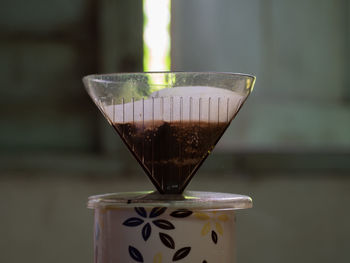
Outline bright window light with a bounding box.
[143,0,171,72]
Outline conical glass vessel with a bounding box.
[83,72,255,194]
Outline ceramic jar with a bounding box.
[88,191,252,263]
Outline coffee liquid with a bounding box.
[113,121,228,194]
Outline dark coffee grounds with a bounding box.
[113,121,228,194]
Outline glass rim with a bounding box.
[83,71,256,84]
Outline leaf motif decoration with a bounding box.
[211,230,218,244]
[216,222,223,235]
[201,222,211,236]
[194,212,210,220]
[150,207,167,218]
[129,246,144,262]
[172,247,191,261]
[135,207,147,218]
[170,209,193,218]
[153,253,162,263]
[142,223,152,241]
[159,232,175,249]
[152,219,175,230]
[123,217,144,227]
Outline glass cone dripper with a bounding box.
[83,72,255,194]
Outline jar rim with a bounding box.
[87,191,252,211]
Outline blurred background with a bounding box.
[0,0,349,262]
